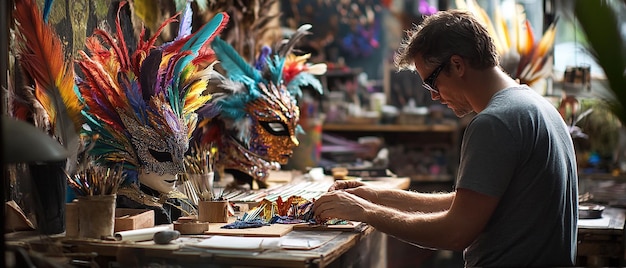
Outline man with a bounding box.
[313,10,578,267]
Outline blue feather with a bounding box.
[172,12,227,91]
[43,0,53,23]
[81,111,103,130]
[73,83,85,104]
[266,55,285,85]
[287,72,324,99]
[218,94,251,121]
[212,37,263,85]
[126,82,148,124]
[180,13,226,55]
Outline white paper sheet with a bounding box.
[578,216,611,228]
[194,236,281,251]
[114,224,172,242]
[280,231,341,250]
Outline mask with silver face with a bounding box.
[77,9,229,195]
[120,102,188,193]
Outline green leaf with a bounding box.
[574,0,626,125]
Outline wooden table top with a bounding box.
[7,175,409,267]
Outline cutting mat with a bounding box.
[205,222,293,237]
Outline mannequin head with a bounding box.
[138,170,178,194]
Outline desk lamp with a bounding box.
[2,116,69,235]
[2,116,68,163]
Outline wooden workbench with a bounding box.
[7,175,409,267]
[577,207,626,267]
[58,225,383,267]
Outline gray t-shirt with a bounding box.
[456,86,578,267]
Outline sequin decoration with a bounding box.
[243,82,300,164]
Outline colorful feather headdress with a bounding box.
[77,1,228,181]
[197,24,326,184]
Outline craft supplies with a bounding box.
[77,194,116,239]
[66,136,126,197]
[114,225,173,242]
[181,143,219,205]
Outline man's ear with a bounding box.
[450,55,465,77]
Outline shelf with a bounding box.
[322,123,458,132]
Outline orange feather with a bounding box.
[13,0,83,134]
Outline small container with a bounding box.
[578,203,605,219]
[198,200,229,223]
[173,221,209,235]
[78,194,116,239]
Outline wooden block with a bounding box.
[65,202,79,237]
[114,208,154,232]
[198,200,229,223]
[5,201,35,232]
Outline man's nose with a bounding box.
[430,91,440,100]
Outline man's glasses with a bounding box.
[422,61,447,94]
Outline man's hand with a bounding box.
[328,180,366,191]
[313,190,371,222]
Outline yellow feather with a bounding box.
[464,0,505,55]
[494,7,511,53]
[184,82,212,115]
[532,22,557,61]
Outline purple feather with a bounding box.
[254,46,272,70]
[177,0,193,40]
[164,108,180,132]
[197,102,221,119]
[140,49,162,100]
[126,82,148,122]
[87,88,118,123]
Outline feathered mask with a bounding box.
[198,24,326,183]
[77,2,228,180]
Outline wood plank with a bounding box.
[204,222,293,237]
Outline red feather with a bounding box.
[114,1,131,71]
[200,120,223,145]
[133,11,180,75]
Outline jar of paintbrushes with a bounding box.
[66,136,125,240]
[181,143,228,223]
[67,164,125,239]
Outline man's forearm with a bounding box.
[362,203,464,251]
[363,188,454,213]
